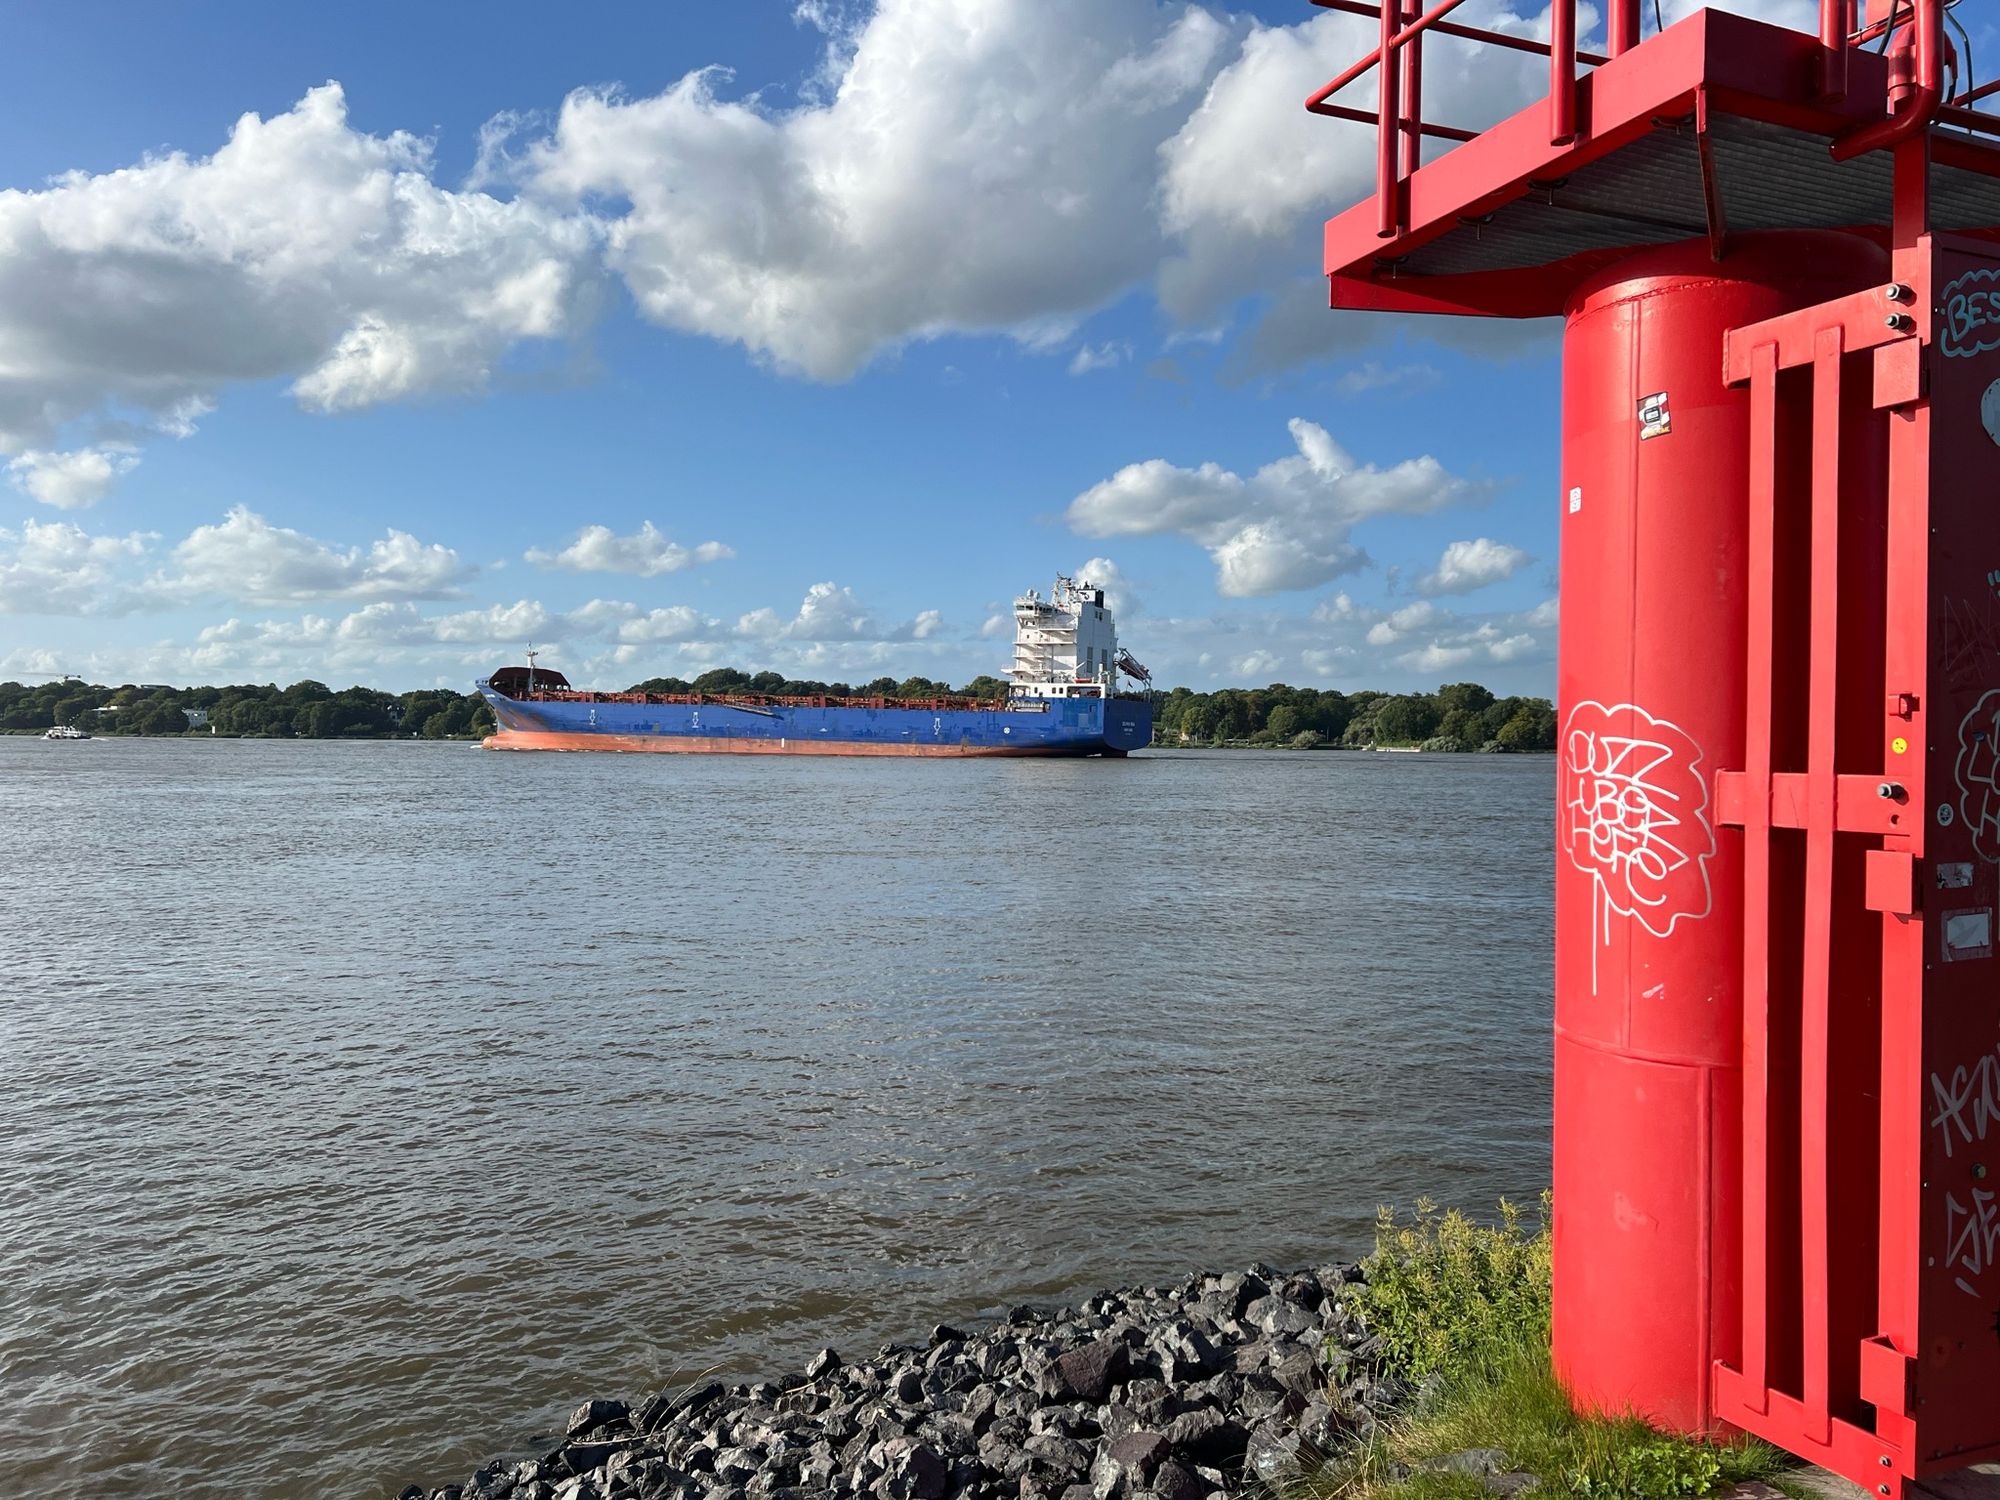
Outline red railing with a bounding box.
[1306,0,1973,237]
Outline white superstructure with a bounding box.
[1010,575,1129,699]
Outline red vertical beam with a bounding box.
[1798,325,1845,1442]
[1550,0,1577,145]
[1400,24,1423,181]
[1608,0,1639,55]
[1377,0,1402,237]
[1740,341,1780,1407]
[1876,242,1931,1464]
[1819,0,1849,99]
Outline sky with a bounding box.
[0,0,1812,695]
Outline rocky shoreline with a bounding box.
[405,1262,1405,1500]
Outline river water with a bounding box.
[0,738,1553,1499]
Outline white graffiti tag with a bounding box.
[1561,703,1715,986]
[1932,1046,2000,1159]
[1956,689,2000,863]
[1945,1188,2000,1298]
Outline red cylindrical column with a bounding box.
[1552,231,1888,1431]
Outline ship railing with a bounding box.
[1306,0,1989,240]
[515,688,1016,713]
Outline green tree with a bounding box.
[1266,704,1303,742]
[1496,702,1557,751]
[1374,694,1440,744]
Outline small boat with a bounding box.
[43,724,91,741]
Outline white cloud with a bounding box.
[735,580,935,641]
[1066,417,1476,597]
[0,518,156,614]
[1068,341,1131,375]
[525,521,734,577]
[166,506,474,606]
[0,82,599,457]
[1074,556,1141,618]
[6,446,140,508]
[1417,537,1532,596]
[516,0,1232,379]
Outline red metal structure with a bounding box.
[1308,0,2000,1491]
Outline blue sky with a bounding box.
[0,0,1590,694]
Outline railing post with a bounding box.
[1401,13,1424,180]
[1609,0,1639,55]
[1550,0,1577,144]
[1377,0,1403,236]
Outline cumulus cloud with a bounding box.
[0,518,156,615]
[525,521,734,577]
[1417,537,1532,596]
[515,0,1232,379]
[0,82,599,457]
[1066,417,1477,598]
[6,446,140,508]
[166,506,474,606]
[1074,556,1141,618]
[734,581,937,642]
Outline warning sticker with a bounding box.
[1638,391,1671,440]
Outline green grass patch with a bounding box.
[1300,1197,1792,1500]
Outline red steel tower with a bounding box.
[1309,0,2000,1491]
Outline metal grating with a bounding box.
[1398,114,2000,278]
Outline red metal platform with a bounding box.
[1307,0,2000,1492]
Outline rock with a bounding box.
[1023,1433,1092,1480]
[555,1441,624,1479]
[1243,1424,1303,1483]
[1161,1409,1248,1469]
[893,1369,928,1406]
[1045,1340,1130,1405]
[1242,1296,1315,1338]
[1150,1462,1204,1500]
[877,1437,949,1500]
[932,1325,970,1347]
[806,1349,842,1380]
[1089,1431,1170,1500]
[1485,1473,1542,1497]
[1151,1324,1220,1383]
[1270,1348,1324,1401]
[568,1400,631,1439]
[710,1449,761,1487]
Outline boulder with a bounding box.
[1044,1340,1130,1405]
[568,1400,631,1439]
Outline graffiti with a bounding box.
[1956,690,2000,862]
[1931,1046,2000,1158]
[1941,266,2000,359]
[1940,596,2000,692]
[1945,1188,2000,1298]
[1561,702,1715,988]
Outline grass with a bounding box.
[1294,1197,1794,1500]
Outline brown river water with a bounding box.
[0,738,1553,1498]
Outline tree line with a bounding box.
[3,672,1557,752]
[0,678,494,739]
[1152,681,1556,751]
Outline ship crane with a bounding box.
[1115,649,1151,685]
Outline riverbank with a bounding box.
[406,1261,1383,1500]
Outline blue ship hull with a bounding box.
[478,684,1152,757]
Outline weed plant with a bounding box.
[1299,1196,1790,1500]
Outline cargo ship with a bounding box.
[477,575,1154,757]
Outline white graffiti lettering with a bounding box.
[1946,1188,2000,1298]
[1931,1046,2000,1158]
[1956,690,2000,862]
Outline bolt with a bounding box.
[1887,282,1912,302]
[1882,1458,1894,1467]
[1886,312,1914,332]
[1879,781,1905,799]
[1880,1486,1892,1496]
[1977,1164,1990,1180]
